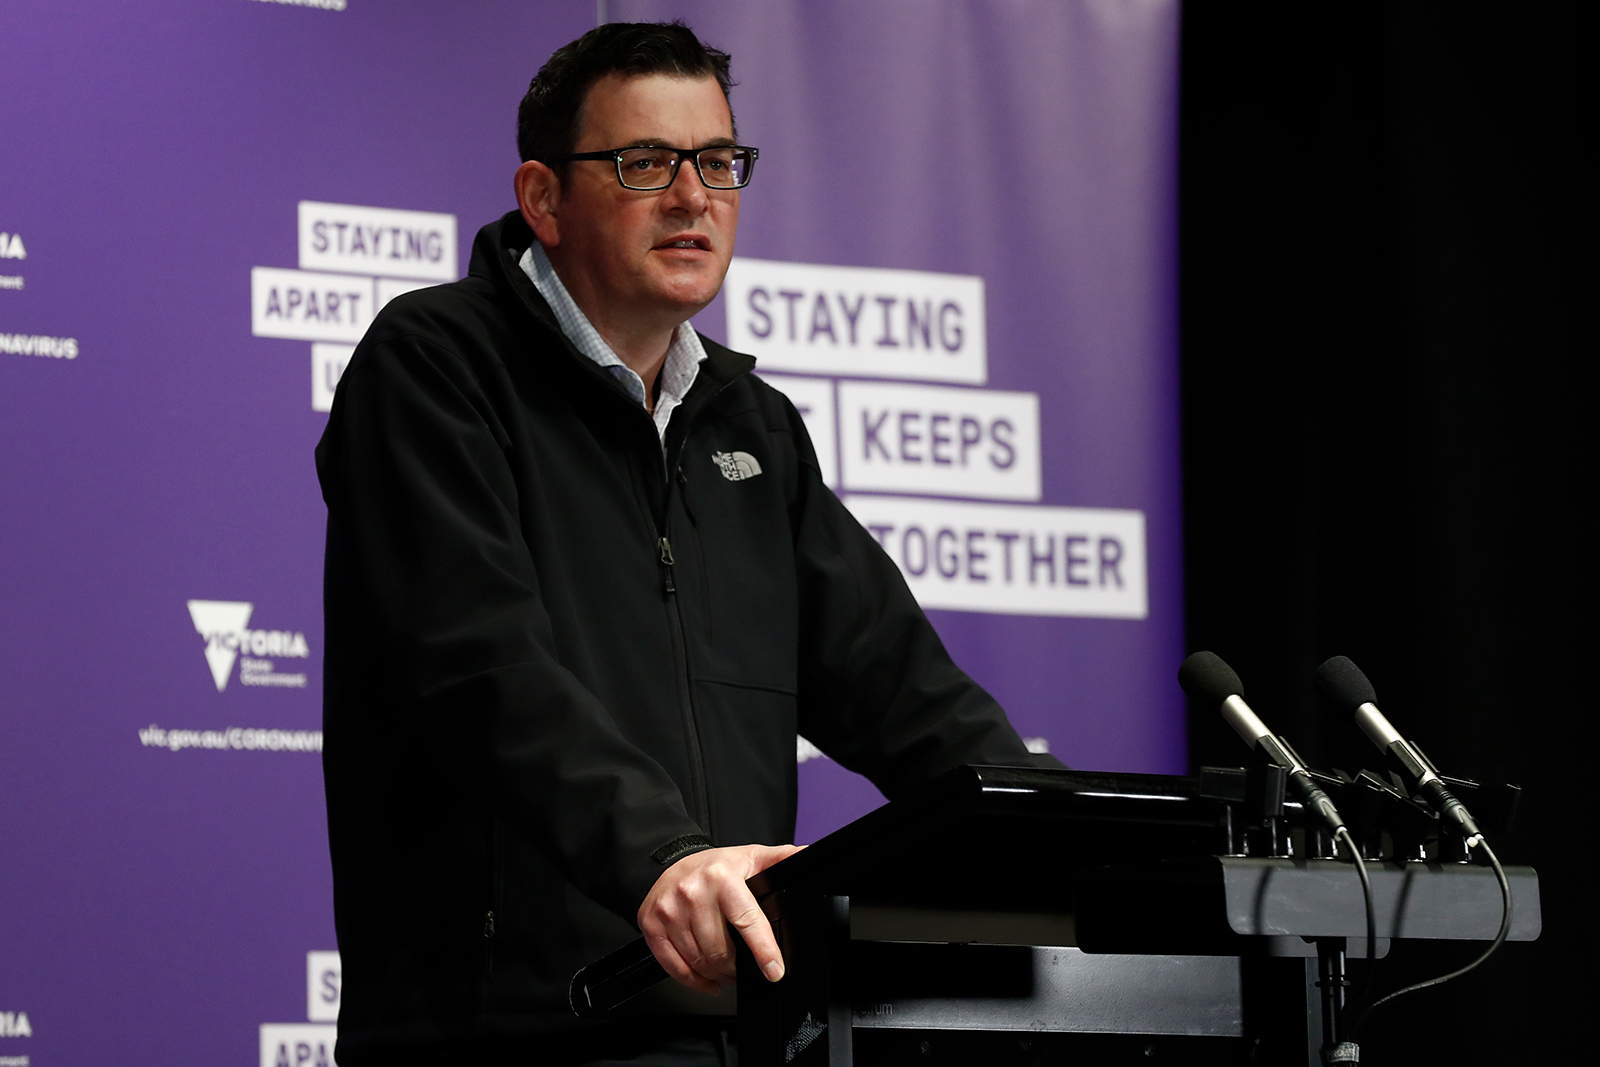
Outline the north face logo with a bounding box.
[712,451,763,481]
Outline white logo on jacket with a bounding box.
[712,451,763,481]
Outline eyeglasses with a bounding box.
[554,145,758,191]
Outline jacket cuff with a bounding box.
[649,833,714,868]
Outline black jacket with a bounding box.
[315,212,1039,1062]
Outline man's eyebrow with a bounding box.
[620,137,738,150]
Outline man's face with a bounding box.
[545,73,740,338]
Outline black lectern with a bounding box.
[573,765,1540,1066]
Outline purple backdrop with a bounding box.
[622,0,1185,837]
[0,1,1179,1063]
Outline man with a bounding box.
[316,21,1046,1066]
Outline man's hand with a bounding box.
[638,843,803,994]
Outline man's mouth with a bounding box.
[657,235,711,251]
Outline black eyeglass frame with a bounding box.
[553,145,759,191]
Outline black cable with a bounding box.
[1316,826,1377,1065]
[1351,838,1512,1043]
[1335,825,1376,1009]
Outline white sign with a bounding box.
[307,951,341,1023]
[186,599,310,692]
[845,495,1147,619]
[312,343,354,413]
[261,1024,338,1067]
[839,381,1039,501]
[726,257,986,383]
[252,268,375,343]
[298,201,457,282]
[756,373,839,488]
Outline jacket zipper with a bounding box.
[650,374,741,839]
[657,405,719,834]
[657,535,677,595]
[501,240,742,843]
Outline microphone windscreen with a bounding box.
[1316,655,1378,710]
[1178,651,1244,706]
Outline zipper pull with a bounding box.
[484,910,495,938]
[658,536,677,595]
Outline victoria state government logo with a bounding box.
[187,600,310,692]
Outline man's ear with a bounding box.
[514,160,562,248]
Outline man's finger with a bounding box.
[720,880,785,982]
[643,929,719,996]
[751,843,804,871]
[661,902,720,987]
[690,883,738,981]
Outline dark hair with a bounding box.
[516,21,735,169]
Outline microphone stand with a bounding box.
[1315,936,1356,1064]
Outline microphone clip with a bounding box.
[1243,762,1289,857]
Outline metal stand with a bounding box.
[1315,938,1357,1064]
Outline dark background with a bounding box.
[1180,2,1593,1060]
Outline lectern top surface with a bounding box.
[748,765,1230,912]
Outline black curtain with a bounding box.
[1180,3,1593,1061]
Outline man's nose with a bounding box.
[659,161,710,214]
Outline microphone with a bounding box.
[1179,651,1347,836]
[1315,656,1482,842]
